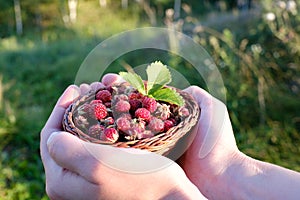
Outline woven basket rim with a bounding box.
[63,84,200,155]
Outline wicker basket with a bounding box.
[63,85,200,156]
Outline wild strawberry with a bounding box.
[93,103,107,120]
[103,117,114,125]
[113,94,129,102]
[148,117,164,133]
[100,128,119,143]
[128,92,143,100]
[95,90,112,102]
[127,121,146,137]
[104,102,112,108]
[155,103,171,120]
[178,107,189,117]
[142,97,157,113]
[115,100,131,112]
[78,103,92,117]
[169,118,178,126]
[120,113,132,120]
[137,130,154,139]
[88,124,105,138]
[164,120,174,132]
[116,117,131,131]
[74,115,89,129]
[90,99,103,106]
[128,92,139,100]
[135,108,151,121]
[129,99,142,112]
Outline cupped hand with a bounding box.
[40,74,205,200]
[179,86,245,198]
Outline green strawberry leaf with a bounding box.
[146,61,172,95]
[119,72,146,95]
[151,87,185,106]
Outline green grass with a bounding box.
[0,3,147,199]
[0,2,300,199]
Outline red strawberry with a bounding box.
[169,118,177,126]
[135,108,151,121]
[148,117,164,133]
[100,128,119,143]
[129,99,142,112]
[115,100,131,113]
[142,97,157,113]
[128,92,143,100]
[93,103,107,120]
[116,117,131,131]
[96,90,112,102]
[126,121,146,137]
[88,124,105,138]
[164,120,174,132]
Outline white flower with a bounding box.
[276,1,286,9]
[286,0,297,14]
[265,12,276,21]
[286,0,297,11]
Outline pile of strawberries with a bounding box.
[73,84,190,144]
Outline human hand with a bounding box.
[40,74,205,200]
[180,85,300,200]
[178,86,245,198]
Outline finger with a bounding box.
[184,86,231,158]
[45,165,99,200]
[79,83,91,95]
[47,131,103,183]
[84,144,174,173]
[43,85,80,132]
[43,150,96,200]
[184,86,214,109]
[47,131,174,177]
[90,82,105,91]
[41,85,80,163]
[101,73,125,86]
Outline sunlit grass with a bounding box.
[0,1,299,199]
[71,0,147,38]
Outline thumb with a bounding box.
[47,131,174,175]
[101,73,125,86]
[183,85,230,158]
[47,131,102,183]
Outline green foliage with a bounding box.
[120,71,146,95]
[146,61,172,94]
[237,122,300,172]
[0,1,299,199]
[120,61,184,106]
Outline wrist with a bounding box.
[181,150,247,199]
[219,152,263,199]
[160,174,206,200]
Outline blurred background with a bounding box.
[0,0,299,199]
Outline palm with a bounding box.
[178,86,240,197]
